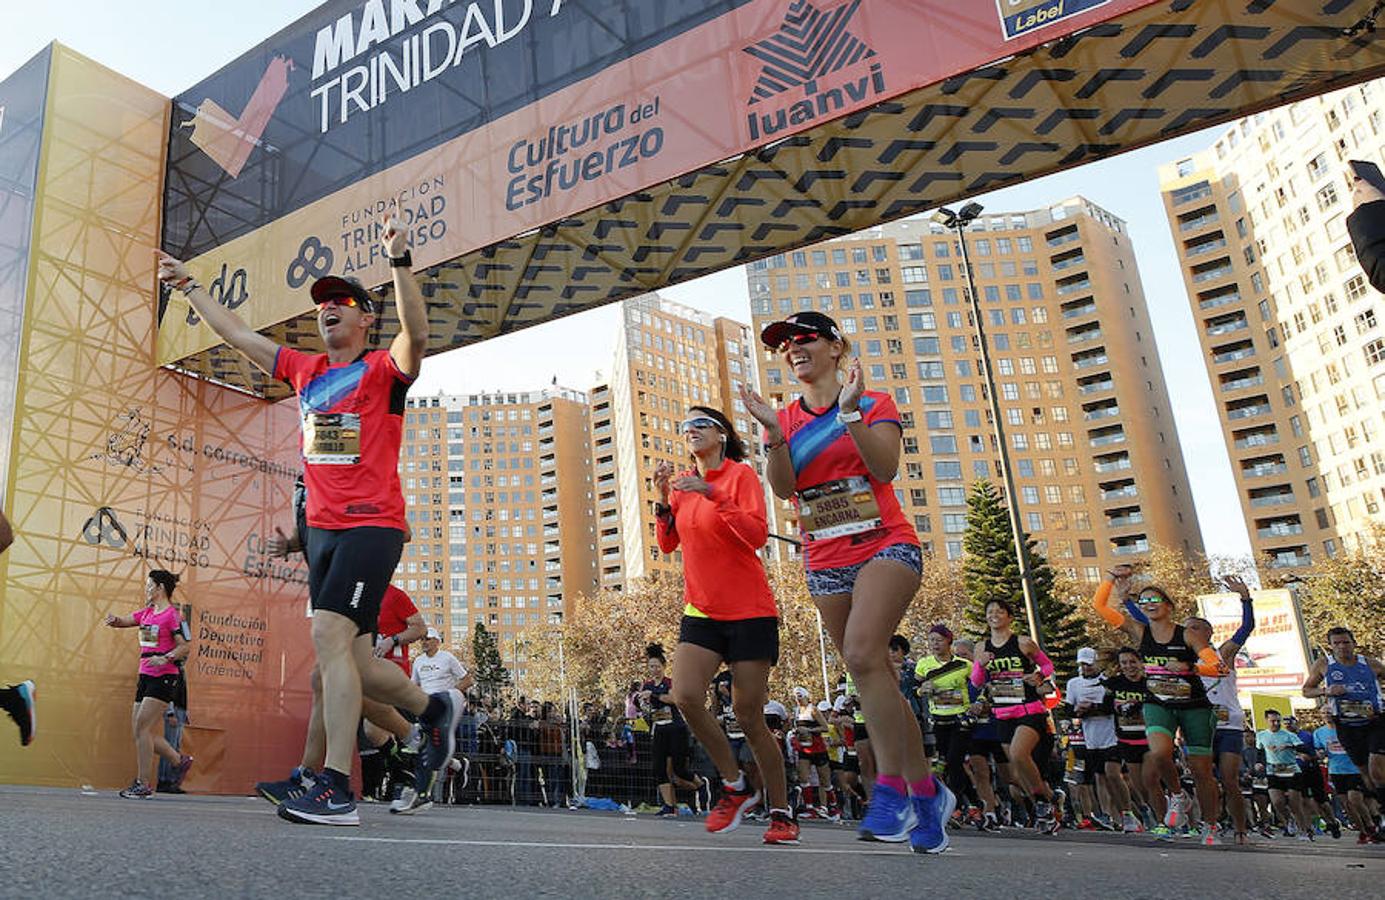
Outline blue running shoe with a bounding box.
[909,778,957,854]
[413,688,463,798]
[256,766,316,806]
[277,773,360,826]
[857,782,916,842]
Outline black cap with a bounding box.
[759,311,843,348]
[310,275,376,314]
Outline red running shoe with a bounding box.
[764,811,801,845]
[706,785,761,834]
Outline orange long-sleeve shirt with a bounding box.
[655,459,777,620]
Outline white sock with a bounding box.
[724,771,746,792]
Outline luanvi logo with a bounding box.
[181,57,294,179]
[82,507,129,549]
[744,0,876,105]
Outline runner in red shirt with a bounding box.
[742,311,952,854]
[654,405,796,845]
[157,219,462,825]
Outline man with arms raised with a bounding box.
[157,220,462,825]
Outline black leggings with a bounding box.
[651,721,693,785]
[933,717,971,799]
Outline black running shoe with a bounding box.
[256,767,316,806]
[412,689,463,798]
[2,681,35,746]
[278,773,359,826]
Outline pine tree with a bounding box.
[471,621,511,693]
[961,479,1085,681]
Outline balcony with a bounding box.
[1205,314,1249,336]
[1185,235,1229,258]
[545,561,562,572]
[1051,252,1087,271]
[1171,183,1213,205]
[543,526,560,538]
[1094,452,1132,473]
[1233,428,1279,449]
[1107,511,1145,528]
[1062,300,1098,319]
[1067,325,1103,344]
[1100,481,1138,501]
[540,475,557,487]
[1256,517,1304,539]
[1219,370,1264,392]
[538,426,554,438]
[1089,426,1126,448]
[601,548,622,560]
[1241,455,1288,477]
[1212,341,1255,365]
[1047,227,1080,248]
[1083,403,1120,421]
[1178,209,1220,232]
[1249,488,1295,508]
[1055,277,1092,297]
[1078,377,1115,395]
[1072,349,1109,370]
[1267,549,1312,568]
[1198,290,1242,312]
[1112,537,1151,555]
[1191,259,1234,283]
[1225,395,1272,420]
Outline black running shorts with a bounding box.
[678,615,779,664]
[1330,772,1364,795]
[1336,718,1385,769]
[305,526,405,635]
[135,673,181,704]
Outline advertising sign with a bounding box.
[157,0,1156,365]
[1196,589,1311,694]
[995,0,1111,41]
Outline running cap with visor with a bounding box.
[759,311,843,348]
[1076,647,1097,665]
[425,627,442,640]
[310,275,376,314]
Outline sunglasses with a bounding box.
[1136,594,1166,606]
[315,296,365,311]
[776,332,823,352]
[681,416,721,433]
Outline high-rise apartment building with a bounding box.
[1159,79,1385,569]
[747,198,1203,581]
[398,388,596,675]
[592,294,763,590]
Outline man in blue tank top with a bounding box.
[1302,626,1385,818]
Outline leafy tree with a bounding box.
[961,479,1084,680]
[471,621,511,692]
[1295,525,1385,653]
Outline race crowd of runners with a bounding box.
[1,216,1382,857]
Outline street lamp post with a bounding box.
[933,203,1046,651]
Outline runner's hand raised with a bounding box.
[381,214,407,259]
[738,383,781,439]
[838,358,864,413]
[155,250,190,287]
[653,461,674,502]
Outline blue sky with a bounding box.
[0,1,1251,557]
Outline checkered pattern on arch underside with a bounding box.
[169,0,1385,401]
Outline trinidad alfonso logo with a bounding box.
[743,0,884,141]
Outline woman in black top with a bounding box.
[638,644,705,816]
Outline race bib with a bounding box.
[137,623,160,649]
[797,477,881,541]
[1337,699,1377,720]
[303,412,362,465]
[934,689,966,708]
[1213,705,1231,725]
[651,708,673,724]
[1147,675,1192,702]
[990,677,1026,705]
[1270,761,1297,777]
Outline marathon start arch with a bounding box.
[157,0,1385,398]
[1,0,1382,791]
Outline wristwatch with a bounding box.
[836,408,863,425]
[389,250,413,268]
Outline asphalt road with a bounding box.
[2,786,1379,899]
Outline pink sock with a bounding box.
[877,774,907,794]
[908,777,937,798]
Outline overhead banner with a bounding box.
[1197,589,1311,695]
[158,0,1156,364]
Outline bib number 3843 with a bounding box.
[304,412,362,465]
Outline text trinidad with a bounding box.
[310,0,566,134]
